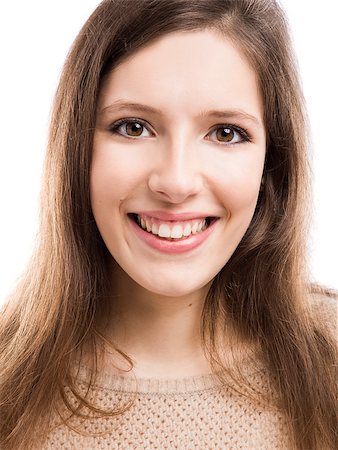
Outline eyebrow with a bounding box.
[99,100,263,128]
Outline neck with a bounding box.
[99,263,214,378]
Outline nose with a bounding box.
[148,138,204,204]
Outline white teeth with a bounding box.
[183,223,192,236]
[146,220,152,232]
[170,225,183,239]
[136,215,209,239]
[191,222,199,234]
[158,224,171,238]
[151,223,159,235]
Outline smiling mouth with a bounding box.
[128,213,218,241]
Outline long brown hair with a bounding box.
[0,1,337,448]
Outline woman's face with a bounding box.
[90,30,266,297]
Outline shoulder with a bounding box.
[307,287,337,340]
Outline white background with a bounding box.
[0,1,337,305]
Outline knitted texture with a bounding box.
[44,370,292,449]
[41,294,336,450]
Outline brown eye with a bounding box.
[125,121,144,137]
[109,118,152,139]
[208,124,249,145]
[216,127,234,142]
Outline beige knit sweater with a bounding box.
[42,294,337,450]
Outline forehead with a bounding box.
[98,30,263,124]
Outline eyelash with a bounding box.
[108,117,252,145]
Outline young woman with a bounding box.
[0,1,337,449]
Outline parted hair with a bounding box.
[0,1,337,449]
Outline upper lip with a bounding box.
[130,211,218,221]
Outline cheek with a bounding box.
[90,143,147,206]
[209,151,264,213]
[221,177,261,213]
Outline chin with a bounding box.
[136,272,214,299]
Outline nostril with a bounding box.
[147,170,204,204]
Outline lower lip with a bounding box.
[128,216,219,254]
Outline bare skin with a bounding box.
[90,30,266,378]
[96,264,213,378]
